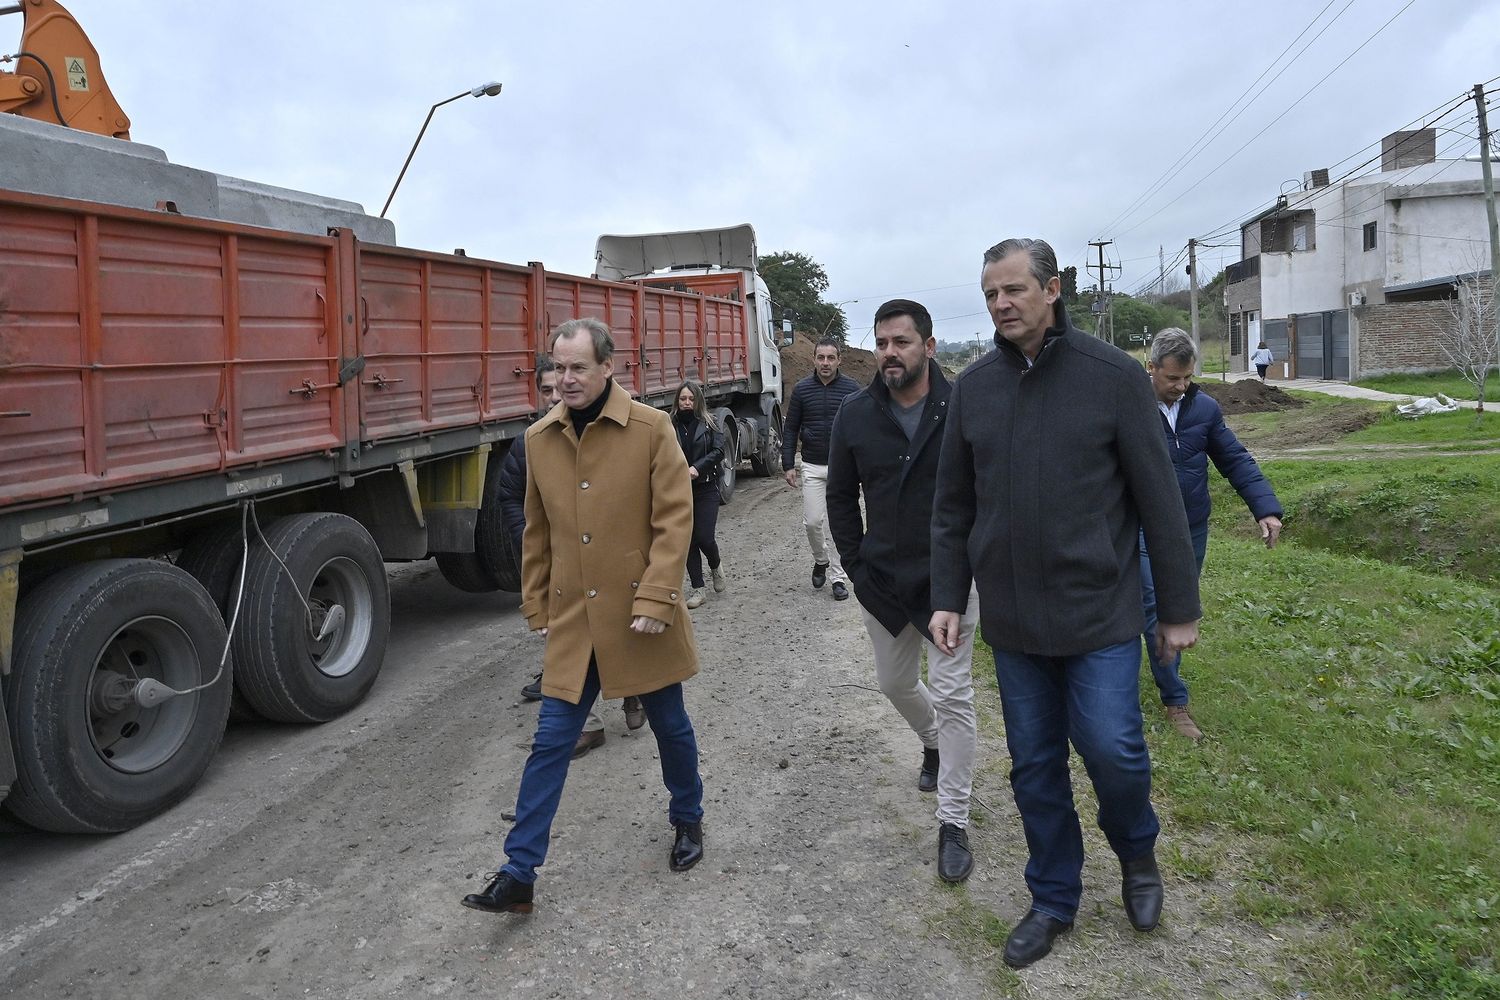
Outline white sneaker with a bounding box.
[711,564,727,593]
[685,587,706,609]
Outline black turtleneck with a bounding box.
[568,379,612,438]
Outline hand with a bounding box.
[689,466,700,480]
[1156,620,1199,661]
[1258,515,1283,549]
[929,611,962,656]
[630,615,667,635]
[783,468,799,488]
[535,626,548,639]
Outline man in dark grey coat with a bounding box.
[929,238,1202,969]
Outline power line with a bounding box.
[1099,0,1349,239]
[1113,0,1419,244]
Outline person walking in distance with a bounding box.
[782,337,859,600]
[462,318,706,915]
[672,380,727,609]
[1250,340,1274,382]
[930,238,1202,968]
[504,359,645,743]
[826,298,980,883]
[1140,328,1282,741]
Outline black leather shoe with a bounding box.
[918,746,939,793]
[831,581,849,601]
[520,673,542,701]
[811,562,828,589]
[937,822,974,883]
[1121,851,1164,931]
[670,821,704,872]
[461,872,534,914]
[1003,910,1072,968]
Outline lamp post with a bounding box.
[380,81,502,218]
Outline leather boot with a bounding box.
[670,821,704,872]
[461,872,534,914]
[1121,851,1164,931]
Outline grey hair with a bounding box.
[549,317,614,362]
[982,238,1059,288]
[1149,327,1198,367]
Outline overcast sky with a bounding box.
[42,0,1500,346]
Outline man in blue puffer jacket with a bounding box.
[1141,328,1282,741]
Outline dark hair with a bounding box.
[982,238,1059,288]
[673,379,714,428]
[549,317,614,362]
[814,337,841,355]
[535,355,556,388]
[872,298,933,339]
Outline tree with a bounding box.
[1433,270,1499,413]
[759,250,848,342]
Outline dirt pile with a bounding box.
[1199,379,1307,415]
[781,330,878,395]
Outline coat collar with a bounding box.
[993,298,1074,372]
[533,379,633,435]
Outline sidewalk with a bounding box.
[1216,368,1481,409]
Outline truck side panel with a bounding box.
[1,194,344,507]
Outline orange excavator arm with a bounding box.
[1,0,129,138]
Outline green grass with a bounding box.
[1151,538,1500,998]
[1342,407,1500,446]
[1353,368,1499,402]
[1210,453,1500,583]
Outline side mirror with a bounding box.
[780,335,794,348]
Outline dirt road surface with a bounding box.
[0,477,1285,999]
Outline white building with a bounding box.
[1223,129,1495,379]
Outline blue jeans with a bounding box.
[500,658,703,884]
[991,638,1160,922]
[1138,522,1209,706]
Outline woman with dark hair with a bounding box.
[672,381,726,608]
[1250,341,1274,383]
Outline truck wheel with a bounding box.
[3,560,232,833]
[715,409,738,504]
[435,551,500,593]
[176,523,262,722]
[473,448,521,592]
[749,409,782,478]
[232,513,390,723]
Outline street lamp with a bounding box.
[379,81,503,218]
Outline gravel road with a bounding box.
[0,476,1288,999]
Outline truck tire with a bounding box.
[434,551,500,593]
[232,512,390,723]
[3,559,232,833]
[714,409,738,504]
[749,409,782,478]
[176,523,262,722]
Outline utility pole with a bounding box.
[1474,83,1500,363]
[1088,240,1119,343]
[1187,238,1202,375]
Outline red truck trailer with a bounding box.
[0,113,788,832]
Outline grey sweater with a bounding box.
[930,303,1201,656]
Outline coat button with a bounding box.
[587,588,598,598]
[555,588,562,595]
[580,480,590,489]
[582,533,591,543]
[670,591,678,600]
[631,581,639,589]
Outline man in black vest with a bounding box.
[827,299,979,884]
[781,338,859,600]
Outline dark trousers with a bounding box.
[500,656,703,884]
[686,487,721,588]
[990,637,1160,922]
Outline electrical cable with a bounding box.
[4,50,66,125]
[1113,0,1419,244]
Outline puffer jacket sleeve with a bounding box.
[496,434,528,556]
[1204,401,1282,520]
[781,380,804,471]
